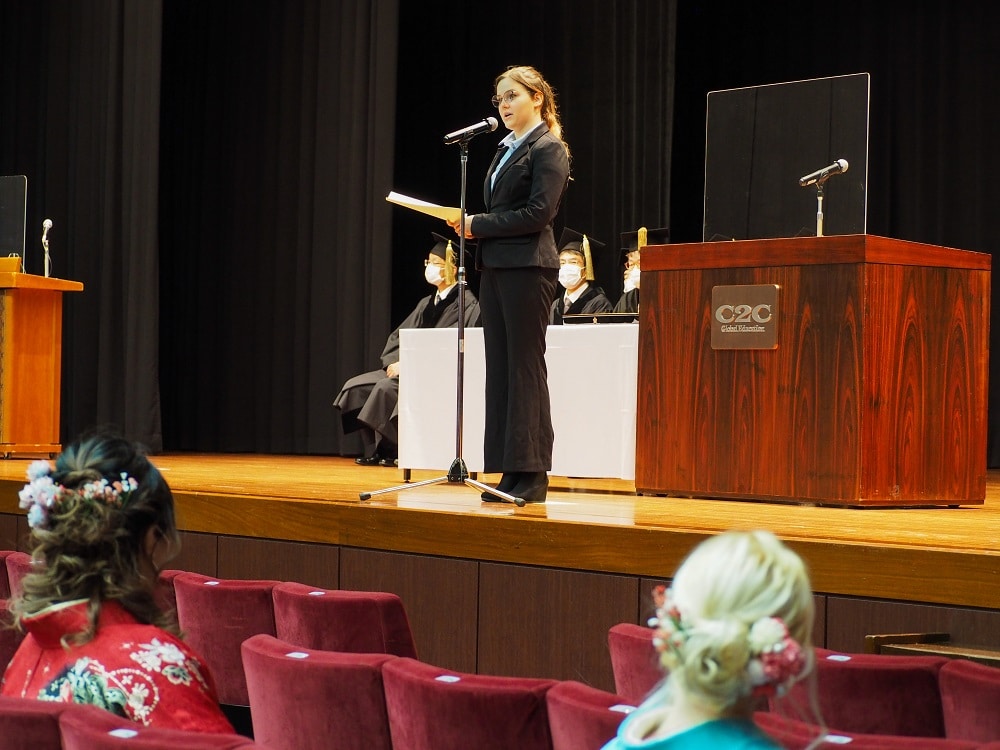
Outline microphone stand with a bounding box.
[814,181,825,237]
[359,137,525,506]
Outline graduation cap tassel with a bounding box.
[582,235,594,281]
[638,226,648,251]
[445,240,456,286]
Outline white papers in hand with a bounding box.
[386,191,461,223]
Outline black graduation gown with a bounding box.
[333,286,481,453]
[549,284,613,324]
[613,288,639,315]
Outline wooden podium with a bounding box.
[0,272,83,457]
[636,235,990,507]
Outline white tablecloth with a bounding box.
[398,324,638,479]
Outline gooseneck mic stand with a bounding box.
[360,133,524,506]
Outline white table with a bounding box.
[398,324,639,479]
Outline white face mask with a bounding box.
[558,265,583,290]
[425,262,444,286]
[623,266,640,293]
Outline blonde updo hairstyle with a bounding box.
[661,530,814,715]
[10,432,181,643]
[496,65,571,161]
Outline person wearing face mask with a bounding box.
[614,226,669,315]
[549,228,612,324]
[446,64,570,504]
[333,233,481,466]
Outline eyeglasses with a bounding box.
[491,89,521,108]
[425,259,446,268]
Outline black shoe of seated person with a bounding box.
[481,472,520,502]
[355,452,382,466]
[509,471,548,503]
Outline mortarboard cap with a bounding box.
[557,227,605,281]
[620,226,670,255]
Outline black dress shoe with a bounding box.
[481,472,521,502]
[510,472,548,503]
[378,457,398,467]
[355,453,382,466]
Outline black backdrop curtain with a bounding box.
[0,0,164,450]
[4,1,1000,463]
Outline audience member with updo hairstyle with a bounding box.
[1,432,234,733]
[603,529,817,749]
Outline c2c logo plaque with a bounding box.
[711,284,779,350]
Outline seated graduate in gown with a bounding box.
[334,232,481,466]
[613,226,669,315]
[549,228,612,324]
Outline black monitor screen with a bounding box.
[0,175,27,258]
[703,73,869,241]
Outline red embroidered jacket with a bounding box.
[1,599,234,733]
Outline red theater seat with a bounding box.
[172,572,279,706]
[546,680,634,750]
[939,658,1000,742]
[382,657,556,750]
[0,599,26,672]
[0,549,15,599]
[0,695,65,750]
[754,712,979,750]
[4,551,35,599]
[774,648,948,737]
[58,703,259,749]
[272,581,417,657]
[607,622,663,703]
[241,633,395,750]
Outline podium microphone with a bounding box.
[42,219,52,277]
[443,117,498,145]
[799,159,849,187]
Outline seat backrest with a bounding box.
[382,657,556,750]
[775,648,948,737]
[272,581,417,657]
[0,599,26,673]
[939,658,1000,742]
[607,622,663,703]
[545,680,634,750]
[58,702,258,749]
[155,568,186,618]
[4,551,35,600]
[0,695,65,750]
[241,633,395,750]
[754,711,980,750]
[173,572,279,705]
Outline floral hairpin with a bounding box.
[647,585,806,697]
[19,459,139,530]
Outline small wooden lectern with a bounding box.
[0,271,84,457]
[635,235,990,507]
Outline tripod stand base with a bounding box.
[359,458,526,507]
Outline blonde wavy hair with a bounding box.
[660,530,814,715]
[496,65,571,161]
[9,432,182,644]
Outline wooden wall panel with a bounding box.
[340,547,479,673]
[0,512,16,551]
[826,596,1000,652]
[478,563,639,692]
[218,536,339,589]
[170,531,218,576]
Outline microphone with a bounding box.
[443,117,498,145]
[42,219,52,277]
[799,159,849,187]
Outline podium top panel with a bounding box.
[0,272,84,292]
[642,234,991,273]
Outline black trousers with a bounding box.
[478,266,558,473]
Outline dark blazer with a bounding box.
[550,284,613,324]
[471,123,570,270]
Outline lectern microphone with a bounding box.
[443,117,498,145]
[799,159,849,187]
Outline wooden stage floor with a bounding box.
[2,454,999,611]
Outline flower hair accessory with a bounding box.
[647,585,806,697]
[19,459,139,530]
[746,616,806,697]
